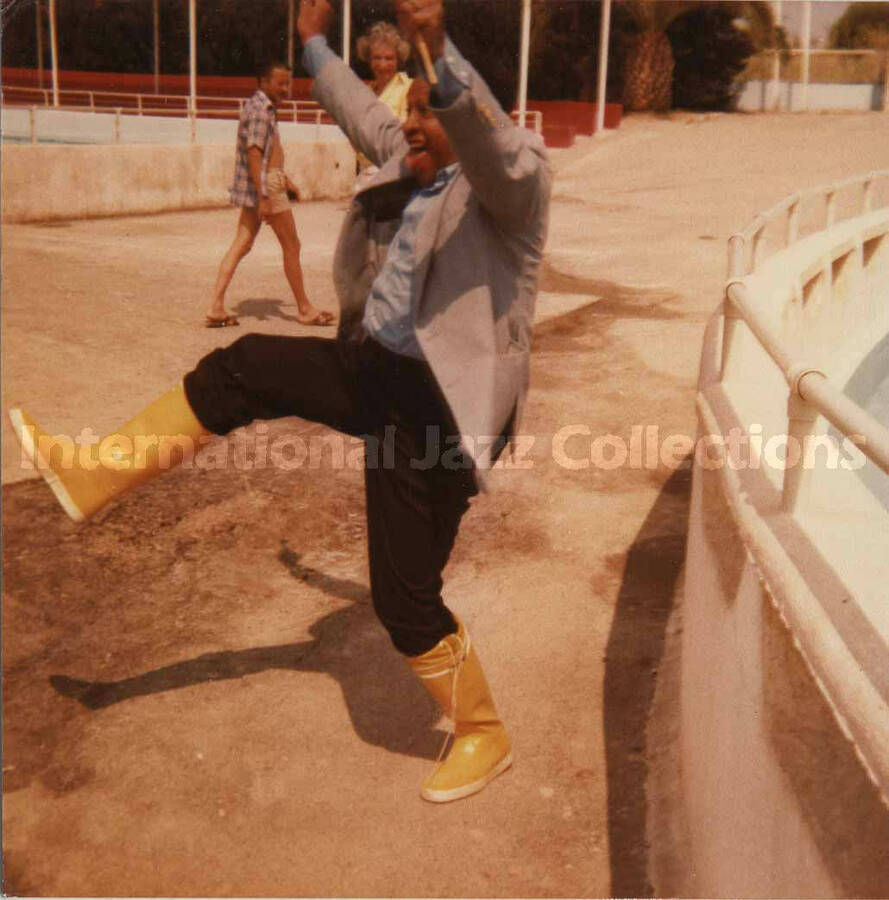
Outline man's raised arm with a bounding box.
[298,0,407,169]
[395,0,551,232]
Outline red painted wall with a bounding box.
[1,67,315,101]
[527,100,622,135]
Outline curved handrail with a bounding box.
[724,279,889,476]
[722,170,889,486]
[703,170,889,804]
[730,170,889,274]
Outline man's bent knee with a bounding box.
[184,333,272,436]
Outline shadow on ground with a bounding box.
[604,462,692,898]
[49,546,444,761]
[232,297,300,324]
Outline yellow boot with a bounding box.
[8,383,208,522]
[406,619,512,803]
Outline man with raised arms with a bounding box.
[11,0,551,803]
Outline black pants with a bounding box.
[183,333,477,656]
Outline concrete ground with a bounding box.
[2,112,888,898]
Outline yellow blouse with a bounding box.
[377,71,412,122]
[357,72,413,172]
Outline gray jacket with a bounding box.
[313,41,551,473]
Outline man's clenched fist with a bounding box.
[297,0,335,45]
[393,0,445,61]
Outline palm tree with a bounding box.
[620,0,777,112]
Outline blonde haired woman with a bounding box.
[354,22,412,190]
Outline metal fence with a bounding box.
[721,170,889,499]
[2,84,544,139]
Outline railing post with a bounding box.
[728,232,746,279]
[720,235,747,382]
[782,373,824,515]
[883,49,889,112]
[29,106,37,144]
[751,222,766,270]
[786,197,800,246]
[770,46,782,110]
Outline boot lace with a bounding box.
[413,628,471,767]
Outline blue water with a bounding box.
[844,334,889,510]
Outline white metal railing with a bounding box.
[720,169,889,509]
[4,84,544,134]
[510,108,543,134]
[698,171,889,803]
[1,85,324,119]
[12,102,332,145]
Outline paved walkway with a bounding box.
[2,112,888,897]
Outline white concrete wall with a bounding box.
[679,197,889,897]
[681,462,840,898]
[1,139,356,222]
[738,79,882,112]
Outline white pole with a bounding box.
[770,0,782,110]
[48,0,59,107]
[884,50,889,112]
[595,0,612,132]
[800,0,811,111]
[188,0,197,115]
[288,0,295,74]
[153,0,160,94]
[342,0,351,66]
[36,0,44,90]
[517,0,531,126]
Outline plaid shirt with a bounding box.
[229,89,278,207]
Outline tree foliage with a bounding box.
[2,0,290,75]
[619,0,773,111]
[0,0,770,111]
[667,4,754,110]
[829,2,889,49]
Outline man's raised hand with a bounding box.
[297,0,335,45]
[394,0,445,61]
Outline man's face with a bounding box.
[261,67,291,106]
[369,42,398,88]
[403,79,456,187]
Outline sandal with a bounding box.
[295,309,335,327]
[205,314,240,328]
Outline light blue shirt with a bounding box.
[302,35,468,358]
[362,164,459,358]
